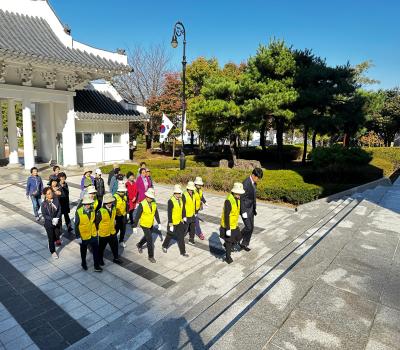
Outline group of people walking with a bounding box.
[26,162,263,270]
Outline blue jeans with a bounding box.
[30,195,42,217]
[195,215,202,236]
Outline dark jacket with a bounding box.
[26,175,43,196]
[240,177,256,215]
[94,177,105,197]
[59,182,70,214]
[108,169,117,186]
[40,198,61,228]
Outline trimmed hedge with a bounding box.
[100,164,322,205]
[310,146,372,168]
[365,147,400,176]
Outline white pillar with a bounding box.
[34,103,41,160]
[22,98,35,169]
[0,101,5,159]
[62,96,77,166]
[7,99,19,165]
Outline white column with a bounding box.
[22,98,35,169]
[62,96,77,166]
[50,102,56,163]
[0,101,5,159]
[34,103,41,160]
[7,99,19,165]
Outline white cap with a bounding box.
[82,195,94,205]
[173,184,183,194]
[86,185,97,194]
[194,177,204,186]
[186,181,196,191]
[231,182,245,195]
[145,188,156,199]
[95,168,102,175]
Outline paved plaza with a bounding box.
[0,169,399,349]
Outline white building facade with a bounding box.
[0,0,145,169]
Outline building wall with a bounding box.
[75,120,129,165]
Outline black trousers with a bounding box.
[98,235,119,263]
[162,223,186,254]
[220,227,241,259]
[185,218,196,240]
[62,213,71,227]
[115,215,127,242]
[137,226,154,258]
[241,213,255,247]
[44,224,60,254]
[80,237,100,268]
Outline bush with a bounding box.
[310,145,372,169]
[100,164,322,205]
[365,147,400,170]
[238,145,302,162]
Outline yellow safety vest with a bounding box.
[139,199,157,228]
[170,196,183,225]
[77,207,97,240]
[114,193,127,216]
[98,207,116,237]
[183,191,195,218]
[220,193,240,230]
[194,188,203,211]
[90,197,99,211]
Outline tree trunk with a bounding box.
[190,131,194,146]
[144,121,151,151]
[302,125,308,164]
[343,133,350,147]
[246,129,250,148]
[230,134,237,166]
[312,130,317,149]
[260,119,267,151]
[276,118,284,166]
[172,138,176,159]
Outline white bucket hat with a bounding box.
[186,181,196,191]
[87,185,97,194]
[95,168,102,175]
[103,193,115,204]
[194,177,204,186]
[145,188,156,199]
[117,184,126,193]
[81,194,94,205]
[231,182,245,195]
[173,184,183,194]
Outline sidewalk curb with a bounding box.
[296,177,392,211]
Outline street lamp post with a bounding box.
[171,21,186,170]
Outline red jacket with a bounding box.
[125,180,138,211]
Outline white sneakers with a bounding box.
[120,241,127,248]
[132,228,138,235]
[52,252,59,259]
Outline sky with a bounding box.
[49,0,400,90]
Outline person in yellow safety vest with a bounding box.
[77,185,99,212]
[162,185,189,257]
[220,182,245,264]
[74,194,102,272]
[133,188,161,263]
[182,181,197,245]
[114,184,128,248]
[86,185,99,211]
[95,193,122,266]
[194,176,208,240]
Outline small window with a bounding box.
[76,133,82,145]
[104,133,112,144]
[104,133,121,144]
[83,133,92,144]
[113,133,121,143]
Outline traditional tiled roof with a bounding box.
[0,9,131,73]
[74,89,148,122]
